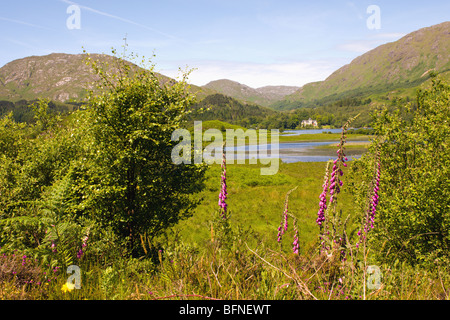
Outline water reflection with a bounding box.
[281,128,343,136]
[224,141,368,163]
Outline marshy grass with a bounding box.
[3,236,448,300]
[313,141,371,150]
[1,158,447,300]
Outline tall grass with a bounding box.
[3,234,449,300]
[1,132,449,300]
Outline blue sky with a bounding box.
[0,0,449,87]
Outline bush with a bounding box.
[358,76,450,266]
[0,51,207,260]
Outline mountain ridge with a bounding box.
[0,52,213,103]
[0,53,119,102]
[0,21,448,114]
[284,21,450,105]
[201,79,299,107]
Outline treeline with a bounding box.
[265,96,374,129]
[247,104,372,130]
[0,99,82,123]
[189,93,374,130]
[188,93,275,123]
[3,92,377,132]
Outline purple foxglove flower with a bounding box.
[218,148,228,219]
[292,229,300,254]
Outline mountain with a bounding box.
[1,53,117,102]
[0,53,276,125]
[284,21,450,106]
[256,85,301,102]
[0,53,211,103]
[2,21,449,122]
[202,79,299,107]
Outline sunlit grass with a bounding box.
[2,161,448,301]
[174,161,357,254]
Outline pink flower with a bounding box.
[218,144,228,219]
[277,226,283,243]
[283,206,288,232]
[277,204,289,242]
[356,158,381,248]
[316,162,330,226]
[292,228,300,254]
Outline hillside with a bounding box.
[1,21,448,128]
[0,53,277,127]
[188,93,276,126]
[0,53,212,103]
[202,79,299,107]
[283,21,450,107]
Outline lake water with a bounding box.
[224,141,365,163]
[281,128,343,136]
[223,129,367,163]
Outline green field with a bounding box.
[3,159,444,301]
[174,160,358,254]
[1,53,448,301]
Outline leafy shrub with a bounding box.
[356,76,450,266]
[0,51,207,261]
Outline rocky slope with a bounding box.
[285,21,450,104]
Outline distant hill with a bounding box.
[202,79,299,107]
[189,93,276,126]
[2,21,449,128]
[0,52,277,126]
[1,53,117,102]
[0,53,211,103]
[282,21,450,107]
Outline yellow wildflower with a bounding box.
[61,282,75,293]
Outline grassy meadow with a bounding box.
[175,161,348,252]
[1,61,448,302]
[3,158,449,301]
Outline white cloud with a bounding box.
[337,32,406,53]
[158,59,340,88]
[338,41,378,53]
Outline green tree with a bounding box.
[0,51,207,260]
[357,76,450,266]
[0,101,87,266]
[77,52,207,256]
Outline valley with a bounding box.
[0,18,449,302]
[0,22,448,131]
